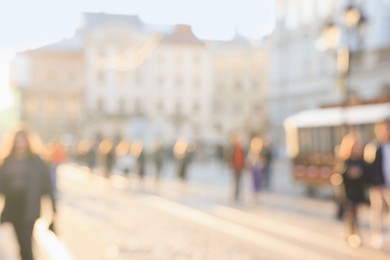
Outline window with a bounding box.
[175,101,182,115]
[156,101,164,111]
[44,97,59,117]
[157,54,164,66]
[68,70,76,84]
[134,99,142,114]
[97,70,105,84]
[193,53,202,66]
[47,70,57,83]
[193,102,200,113]
[235,81,242,92]
[213,102,222,113]
[135,70,142,86]
[252,80,260,90]
[67,97,80,118]
[25,96,38,117]
[117,71,127,86]
[97,98,104,113]
[175,54,183,67]
[157,74,164,86]
[176,76,183,88]
[252,104,261,113]
[234,104,242,113]
[193,76,201,88]
[118,98,125,114]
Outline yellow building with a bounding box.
[13,36,84,141]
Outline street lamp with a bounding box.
[320,3,367,230]
[321,3,367,105]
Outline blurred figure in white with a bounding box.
[116,140,135,176]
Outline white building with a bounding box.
[12,12,270,147]
[268,0,390,157]
[82,13,213,146]
[12,36,84,141]
[210,40,269,144]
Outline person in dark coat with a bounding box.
[153,141,165,182]
[174,140,190,190]
[132,141,145,183]
[338,133,368,246]
[99,139,115,179]
[365,118,390,248]
[0,129,56,260]
[261,138,273,190]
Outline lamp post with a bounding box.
[320,3,367,233]
[321,3,367,106]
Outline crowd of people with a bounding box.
[334,118,390,248]
[1,118,390,259]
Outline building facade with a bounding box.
[13,12,269,147]
[211,41,269,144]
[12,37,84,141]
[268,0,390,157]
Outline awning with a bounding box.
[284,103,390,128]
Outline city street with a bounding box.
[48,161,390,260]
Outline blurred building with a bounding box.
[268,0,390,157]
[12,13,269,146]
[82,13,213,146]
[211,40,269,143]
[11,36,84,141]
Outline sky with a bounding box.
[0,0,276,110]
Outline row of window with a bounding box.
[95,98,202,115]
[24,97,81,119]
[96,70,204,87]
[99,50,205,67]
[213,103,263,114]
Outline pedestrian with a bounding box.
[174,140,189,189]
[47,140,67,193]
[365,118,390,249]
[131,141,145,183]
[0,128,57,260]
[247,137,264,203]
[338,133,368,247]
[261,137,273,190]
[99,139,115,178]
[229,134,246,202]
[86,140,98,174]
[116,140,134,176]
[153,140,165,182]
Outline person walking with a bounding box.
[131,141,145,183]
[47,141,67,193]
[174,140,189,190]
[229,134,246,202]
[261,138,273,190]
[0,128,56,260]
[153,141,165,183]
[338,133,368,247]
[247,137,264,203]
[365,118,390,248]
[99,139,115,179]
